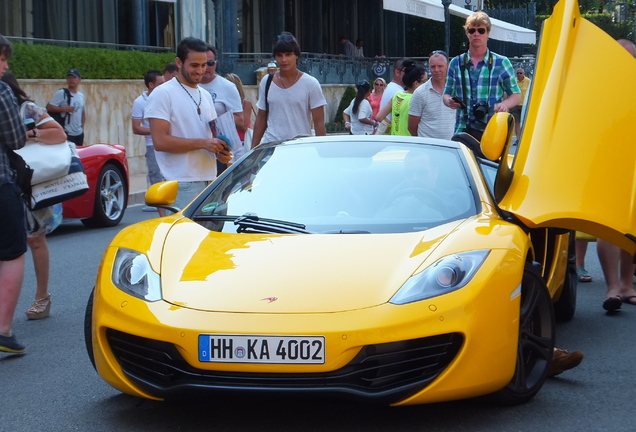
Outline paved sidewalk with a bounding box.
[128,173,148,206]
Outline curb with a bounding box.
[128,190,146,206]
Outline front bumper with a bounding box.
[90,249,523,405]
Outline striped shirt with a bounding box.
[444,49,520,134]
[0,81,27,185]
[408,79,456,140]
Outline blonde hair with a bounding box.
[464,11,491,33]
[225,73,246,100]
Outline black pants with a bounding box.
[67,132,84,147]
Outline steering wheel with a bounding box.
[388,187,449,217]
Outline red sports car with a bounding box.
[62,143,129,227]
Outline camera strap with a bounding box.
[459,51,493,128]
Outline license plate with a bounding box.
[198,334,326,364]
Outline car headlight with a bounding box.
[390,250,490,305]
[112,248,162,302]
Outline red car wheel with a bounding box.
[81,163,128,227]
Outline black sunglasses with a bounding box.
[467,27,487,35]
[206,60,216,67]
[429,50,448,59]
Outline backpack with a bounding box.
[48,88,72,126]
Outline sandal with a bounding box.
[576,267,592,283]
[621,295,636,306]
[25,294,51,320]
[603,295,622,311]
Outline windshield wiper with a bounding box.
[234,213,313,234]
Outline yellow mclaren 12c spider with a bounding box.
[85,0,636,406]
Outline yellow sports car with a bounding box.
[85,0,636,406]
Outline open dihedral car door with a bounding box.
[498,0,636,256]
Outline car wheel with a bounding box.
[492,263,555,405]
[81,163,127,228]
[554,233,578,322]
[84,289,96,371]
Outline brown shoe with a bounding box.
[549,349,584,377]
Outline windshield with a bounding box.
[192,140,479,234]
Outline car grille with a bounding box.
[106,329,463,402]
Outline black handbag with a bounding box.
[4,146,33,205]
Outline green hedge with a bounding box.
[9,43,175,79]
[334,86,356,125]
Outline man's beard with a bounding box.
[181,68,201,86]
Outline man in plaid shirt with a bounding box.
[0,34,28,353]
[443,11,520,140]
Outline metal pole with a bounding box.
[442,0,452,55]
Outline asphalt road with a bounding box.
[1,206,634,431]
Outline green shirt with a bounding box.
[444,49,520,133]
[390,91,413,136]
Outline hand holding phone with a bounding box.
[451,96,467,110]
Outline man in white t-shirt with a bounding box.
[252,32,326,146]
[408,51,455,140]
[132,69,165,215]
[199,45,244,132]
[379,58,407,122]
[145,37,232,211]
[199,44,244,173]
[46,68,86,146]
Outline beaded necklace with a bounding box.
[176,78,202,115]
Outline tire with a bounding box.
[491,263,555,405]
[81,163,127,228]
[554,233,578,322]
[84,289,96,371]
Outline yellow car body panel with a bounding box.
[500,0,636,255]
[92,237,526,403]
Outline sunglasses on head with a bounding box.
[206,60,216,67]
[429,50,448,59]
[275,34,295,43]
[467,27,487,35]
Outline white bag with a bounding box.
[15,141,73,185]
[29,142,88,211]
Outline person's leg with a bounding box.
[25,236,52,319]
[597,239,623,310]
[0,256,25,335]
[598,239,620,295]
[0,183,27,339]
[618,248,636,303]
[145,145,166,217]
[66,133,84,147]
[27,236,49,300]
[575,239,592,282]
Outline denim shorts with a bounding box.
[0,182,27,261]
[173,181,210,213]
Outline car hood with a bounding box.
[499,0,636,255]
[158,219,464,313]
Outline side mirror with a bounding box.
[145,180,180,213]
[480,112,515,161]
[480,113,516,203]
